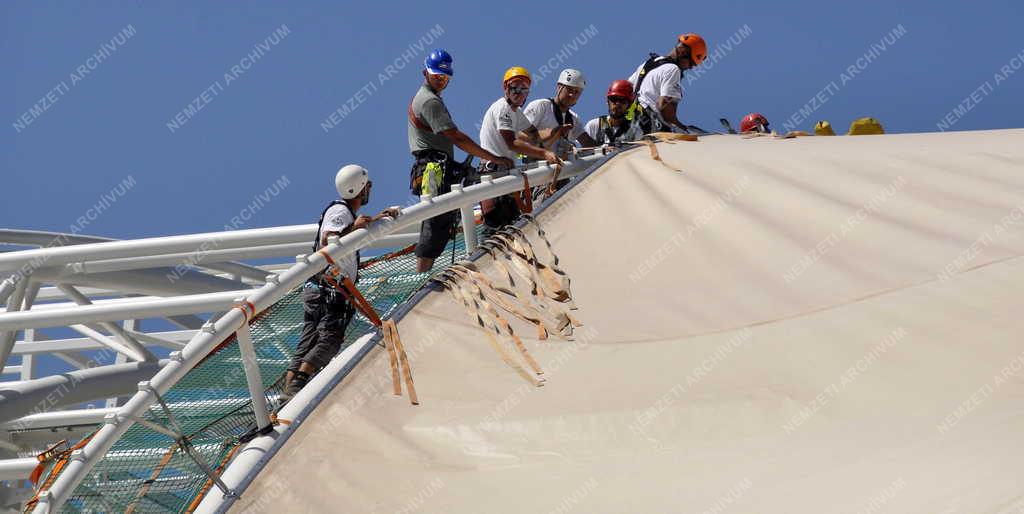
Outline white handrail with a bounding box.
[35,153,608,511]
[0,225,316,274]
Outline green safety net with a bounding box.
[33,231,475,513]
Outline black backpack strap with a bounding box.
[601,116,632,144]
[634,53,675,96]
[312,199,350,252]
[313,199,361,283]
[549,98,571,127]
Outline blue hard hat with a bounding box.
[424,48,454,76]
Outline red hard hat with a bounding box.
[740,112,770,133]
[606,80,635,100]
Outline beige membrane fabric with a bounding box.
[236,129,1024,513]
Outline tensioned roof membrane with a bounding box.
[235,129,1024,513]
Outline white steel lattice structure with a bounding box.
[0,152,609,512]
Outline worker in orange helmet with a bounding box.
[627,33,708,134]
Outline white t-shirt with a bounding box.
[318,203,358,281]
[627,60,683,111]
[523,98,585,142]
[583,116,645,144]
[479,97,533,162]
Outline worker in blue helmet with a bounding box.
[408,49,512,272]
[423,48,454,76]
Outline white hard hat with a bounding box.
[335,164,369,200]
[557,68,586,89]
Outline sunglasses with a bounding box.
[607,96,630,104]
[508,85,530,95]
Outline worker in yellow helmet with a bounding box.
[814,120,836,136]
[476,66,562,235]
[848,117,885,135]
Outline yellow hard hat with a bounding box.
[503,66,532,85]
[814,120,836,136]
[847,117,885,135]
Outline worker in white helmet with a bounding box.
[522,68,599,158]
[280,165,400,403]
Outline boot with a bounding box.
[279,370,310,405]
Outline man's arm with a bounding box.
[501,129,559,163]
[576,131,599,148]
[657,96,689,133]
[320,216,370,247]
[320,206,402,247]
[441,128,513,168]
[519,125,565,149]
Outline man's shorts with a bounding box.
[415,210,459,259]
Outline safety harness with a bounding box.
[548,98,573,128]
[628,53,678,132]
[597,115,634,144]
[312,199,360,283]
[632,53,677,99]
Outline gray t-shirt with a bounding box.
[408,83,457,157]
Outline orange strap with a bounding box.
[644,139,680,171]
[546,163,563,195]
[184,443,242,514]
[24,433,95,511]
[234,300,257,321]
[339,276,382,327]
[318,248,337,267]
[270,413,292,425]
[359,243,416,269]
[127,443,180,514]
[514,174,533,214]
[383,319,418,405]
[408,102,433,132]
[383,320,402,396]
[316,248,383,327]
[315,248,380,325]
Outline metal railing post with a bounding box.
[233,306,271,431]
[451,184,478,253]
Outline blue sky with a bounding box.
[2,0,1023,243]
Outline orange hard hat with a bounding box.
[678,33,707,65]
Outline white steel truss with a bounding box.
[0,150,611,512]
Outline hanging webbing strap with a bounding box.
[439,273,543,387]
[512,173,533,214]
[383,319,418,405]
[450,265,544,376]
[318,248,418,404]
